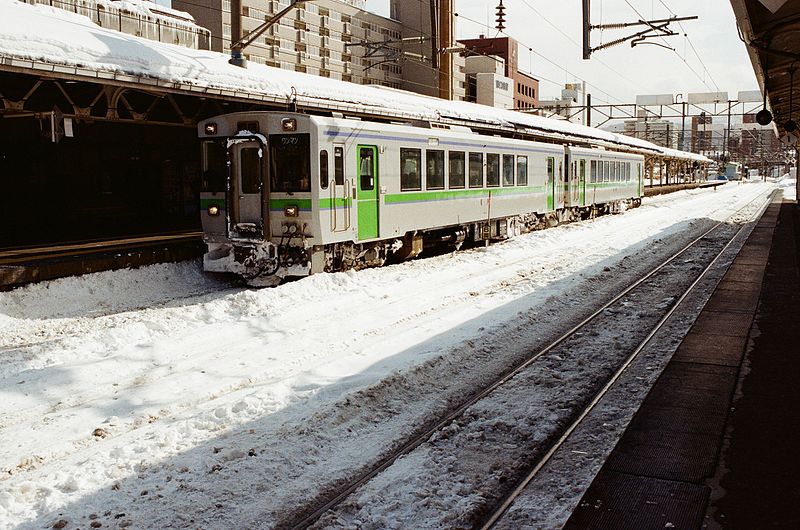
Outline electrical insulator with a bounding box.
[496,0,506,32]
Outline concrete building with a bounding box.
[462,55,514,109]
[456,35,538,110]
[538,83,587,123]
[173,0,406,88]
[623,116,679,149]
[389,0,466,101]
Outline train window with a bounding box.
[590,160,596,183]
[201,140,227,192]
[547,157,555,181]
[487,154,500,187]
[334,146,344,185]
[580,160,586,181]
[516,155,528,186]
[469,153,484,188]
[359,147,375,191]
[269,133,311,193]
[449,151,465,188]
[401,148,422,191]
[320,150,329,189]
[502,154,515,186]
[603,161,610,182]
[240,147,261,194]
[426,149,445,190]
[627,163,632,181]
[613,162,619,182]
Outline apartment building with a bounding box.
[173,0,407,88]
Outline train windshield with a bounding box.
[269,134,311,193]
[201,140,227,192]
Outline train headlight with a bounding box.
[284,204,299,217]
[281,118,297,132]
[207,205,220,216]
[204,122,217,135]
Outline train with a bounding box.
[198,111,648,286]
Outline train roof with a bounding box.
[0,0,711,165]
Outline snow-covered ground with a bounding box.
[0,182,776,529]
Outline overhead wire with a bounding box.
[515,0,648,93]
[655,0,722,92]
[455,11,622,106]
[621,0,720,92]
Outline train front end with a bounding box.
[198,113,318,286]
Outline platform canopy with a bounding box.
[730,0,800,138]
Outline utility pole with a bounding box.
[586,93,592,127]
[439,0,453,100]
[230,0,243,67]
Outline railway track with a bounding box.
[274,189,775,530]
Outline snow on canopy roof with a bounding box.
[0,0,707,163]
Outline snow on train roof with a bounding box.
[0,0,710,163]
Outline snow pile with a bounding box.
[777,174,797,201]
[0,260,223,320]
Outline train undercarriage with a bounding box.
[204,198,641,287]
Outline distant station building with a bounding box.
[23,0,211,49]
[538,83,586,122]
[457,35,538,111]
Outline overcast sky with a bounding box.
[367,0,759,106]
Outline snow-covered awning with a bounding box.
[0,0,710,164]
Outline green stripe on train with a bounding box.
[200,198,225,209]
[385,186,547,204]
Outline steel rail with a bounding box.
[281,189,776,530]
[480,189,777,529]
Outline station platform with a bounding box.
[0,232,205,291]
[565,195,800,529]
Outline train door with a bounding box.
[579,159,587,206]
[331,144,349,232]
[547,156,555,210]
[230,139,265,239]
[357,145,379,240]
[637,163,643,196]
[563,154,572,207]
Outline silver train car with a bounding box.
[198,112,644,285]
